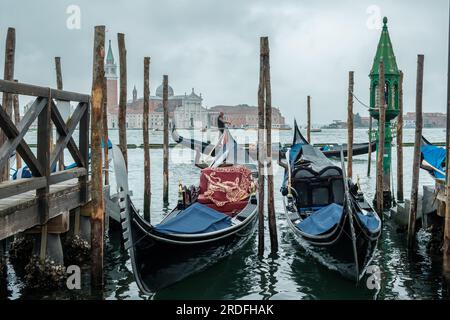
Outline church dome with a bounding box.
[156,83,174,97]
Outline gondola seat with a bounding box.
[197,166,252,216]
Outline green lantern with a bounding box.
[369,17,400,209]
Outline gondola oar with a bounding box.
[340,146,360,283]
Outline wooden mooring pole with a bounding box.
[102,64,109,186]
[1,27,15,182]
[118,33,128,169]
[163,75,169,206]
[90,25,105,288]
[55,57,65,171]
[263,37,278,253]
[376,60,385,216]
[444,5,450,271]
[12,79,22,169]
[257,37,266,256]
[396,70,404,203]
[307,95,311,143]
[347,71,354,179]
[143,57,151,221]
[407,55,424,249]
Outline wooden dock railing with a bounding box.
[0,79,90,225]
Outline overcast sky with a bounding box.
[0,0,448,125]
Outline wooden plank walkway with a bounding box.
[0,179,90,240]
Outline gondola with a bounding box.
[122,129,258,294]
[319,141,377,158]
[279,120,381,282]
[420,136,446,181]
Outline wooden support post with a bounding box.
[257,37,266,256]
[307,95,311,143]
[347,71,354,179]
[102,69,109,186]
[367,116,373,177]
[445,4,450,263]
[55,57,64,171]
[263,37,278,253]
[376,61,385,216]
[396,70,404,202]
[1,27,15,182]
[12,79,22,169]
[90,25,105,288]
[163,75,169,206]
[407,55,424,249]
[118,33,128,169]
[143,57,151,221]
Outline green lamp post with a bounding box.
[369,17,400,209]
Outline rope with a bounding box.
[350,90,374,110]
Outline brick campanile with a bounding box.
[105,40,118,112]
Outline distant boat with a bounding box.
[310,128,322,133]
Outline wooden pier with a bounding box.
[0,79,90,252]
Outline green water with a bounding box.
[3,129,450,300]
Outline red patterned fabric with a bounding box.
[198,166,252,211]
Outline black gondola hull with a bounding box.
[285,206,379,281]
[124,199,258,294]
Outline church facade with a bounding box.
[105,40,208,130]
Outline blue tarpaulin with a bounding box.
[356,212,380,232]
[421,145,446,179]
[296,203,343,235]
[154,203,232,234]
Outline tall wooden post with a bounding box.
[367,116,373,177]
[408,55,424,248]
[118,33,128,169]
[396,70,404,202]
[90,25,105,288]
[444,4,450,264]
[257,37,266,256]
[263,37,278,253]
[307,96,311,143]
[347,71,354,179]
[1,27,15,182]
[55,57,65,171]
[163,75,169,206]
[102,67,109,186]
[143,57,151,221]
[12,79,22,169]
[376,61,386,216]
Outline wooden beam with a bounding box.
[163,75,169,205]
[0,80,89,103]
[347,71,354,179]
[48,167,86,185]
[102,69,109,186]
[263,37,278,253]
[50,100,86,168]
[90,25,105,289]
[367,116,373,177]
[396,70,404,202]
[12,79,22,169]
[0,97,46,176]
[55,57,65,171]
[257,37,266,256]
[408,55,424,249]
[36,91,52,225]
[1,28,15,182]
[307,96,311,143]
[118,33,128,169]
[143,57,151,221]
[0,177,46,200]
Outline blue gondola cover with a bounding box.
[154,203,232,234]
[356,212,380,232]
[421,144,446,179]
[296,203,343,235]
